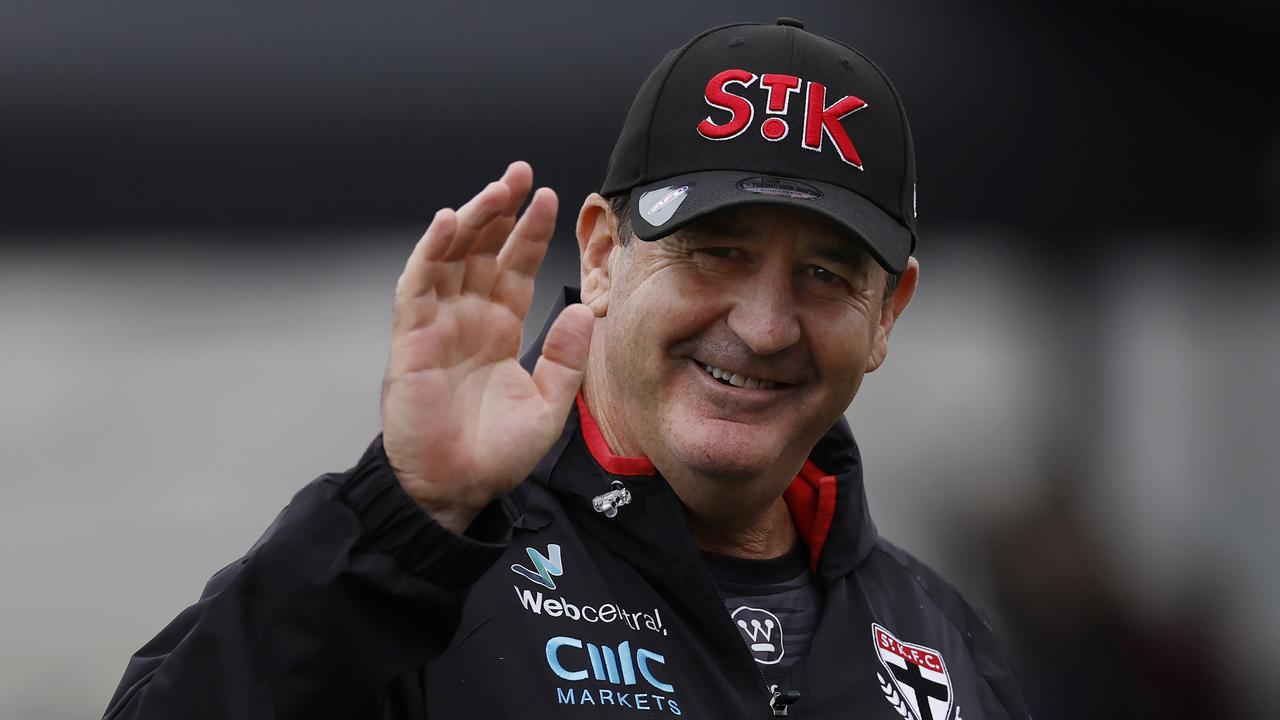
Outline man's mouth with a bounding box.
[700,363,779,390]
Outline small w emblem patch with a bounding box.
[511,544,563,590]
[731,606,785,665]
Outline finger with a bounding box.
[443,181,511,262]
[532,303,595,423]
[490,268,535,322]
[397,208,457,300]
[497,187,558,278]
[500,161,534,214]
[472,161,534,258]
[493,187,558,317]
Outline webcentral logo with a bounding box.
[512,544,563,590]
[515,587,669,636]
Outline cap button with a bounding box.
[776,17,805,29]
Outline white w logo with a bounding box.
[738,616,777,645]
[730,606,785,664]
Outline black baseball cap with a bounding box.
[601,18,917,274]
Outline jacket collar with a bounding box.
[520,287,880,583]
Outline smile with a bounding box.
[701,363,778,390]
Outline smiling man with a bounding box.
[105,19,1029,720]
[576,203,908,561]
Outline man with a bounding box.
[105,19,1029,720]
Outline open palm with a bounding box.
[381,162,594,532]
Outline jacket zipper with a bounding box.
[598,477,795,716]
[677,504,786,717]
[694,550,782,715]
[767,684,802,716]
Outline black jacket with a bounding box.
[104,288,1029,720]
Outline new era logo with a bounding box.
[511,544,563,590]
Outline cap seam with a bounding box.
[776,25,800,172]
[820,34,917,254]
[643,22,760,184]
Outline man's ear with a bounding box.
[866,256,920,373]
[576,193,619,318]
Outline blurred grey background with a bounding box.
[2,1,1277,718]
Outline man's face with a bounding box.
[590,204,896,482]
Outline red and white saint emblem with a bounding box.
[872,624,955,720]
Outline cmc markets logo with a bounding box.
[544,635,682,715]
[512,544,563,590]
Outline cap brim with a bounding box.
[627,170,913,274]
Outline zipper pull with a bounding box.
[591,480,632,518]
[768,684,801,717]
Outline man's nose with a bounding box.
[725,264,802,355]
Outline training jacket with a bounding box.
[104,287,1030,720]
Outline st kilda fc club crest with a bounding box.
[872,624,958,720]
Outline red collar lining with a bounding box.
[576,392,657,476]
[576,391,837,571]
[785,460,839,574]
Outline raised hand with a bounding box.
[381,162,595,533]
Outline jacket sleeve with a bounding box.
[102,436,511,719]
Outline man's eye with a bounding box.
[807,265,845,284]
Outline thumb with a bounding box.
[531,303,595,422]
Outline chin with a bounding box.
[662,414,785,479]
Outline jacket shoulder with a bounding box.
[866,538,1031,719]
[871,539,990,634]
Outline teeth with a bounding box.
[701,363,776,390]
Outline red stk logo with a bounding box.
[697,68,869,170]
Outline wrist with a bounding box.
[340,436,509,586]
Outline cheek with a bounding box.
[806,306,877,389]
[616,269,721,347]
[602,275,695,379]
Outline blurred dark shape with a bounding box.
[1,1,1277,243]
[988,475,1241,719]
